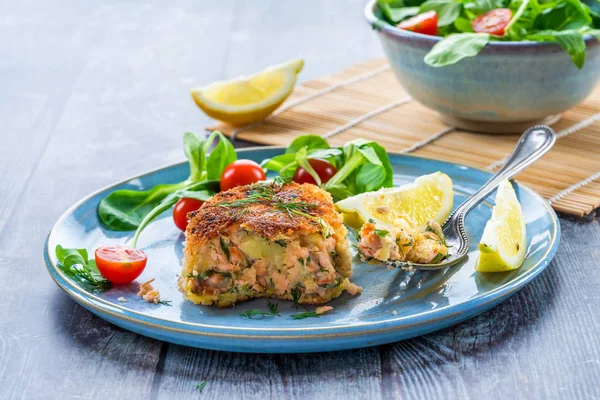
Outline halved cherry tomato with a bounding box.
[173,197,204,231]
[398,11,438,36]
[220,159,266,192]
[472,8,512,36]
[95,245,147,284]
[293,159,338,185]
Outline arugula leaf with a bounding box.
[420,0,462,27]
[55,245,111,293]
[424,33,490,67]
[98,131,234,232]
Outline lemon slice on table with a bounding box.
[335,172,454,231]
[476,180,526,272]
[190,59,304,126]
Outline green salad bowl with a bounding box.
[364,0,600,133]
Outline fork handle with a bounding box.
[446,125,556,225]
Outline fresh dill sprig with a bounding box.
[290,287,301,309]
[429,253,449,264]
[267,300,279,315]
[158,299,172,306]
[55,245,111,293]
[216,182,318,218]
[196,381,207,393]
[239,301,281,319]
[425,224,447,246]
[290,312,320,320]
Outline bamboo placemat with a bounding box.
[208,58,600,217]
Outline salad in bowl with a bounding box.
[366,0,600,132]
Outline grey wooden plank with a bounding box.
[0,0,237,399]
[0,0,98,235]
[154,346,383,400]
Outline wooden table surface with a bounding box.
[2,1,600,399]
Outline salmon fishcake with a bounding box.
[179,181,361,307]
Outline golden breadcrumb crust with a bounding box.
[185,181,344,245]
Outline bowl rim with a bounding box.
[364,0,597,47]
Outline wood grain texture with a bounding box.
[1,0,599,399]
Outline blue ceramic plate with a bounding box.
[44,148,560,353]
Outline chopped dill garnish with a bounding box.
[239,301,281,319]
[196,381,207,393]
[275,240,287,247]
[425,224,447,246]
[55,245,111,293]
[216,182,318,219]
[374,228,389,238]
[219,237,230,262]
[267,300,279,315]
[430,253,448,264]
[290,312,320,320]
[290,287,302,309]
[158,299,172,306]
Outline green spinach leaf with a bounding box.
[424,32,490,67]
[420,0,462,27]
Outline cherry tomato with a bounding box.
[293,159,338,185]
[95,245,147,284]
[220,159,267,192]
[398,11,438,36]
[173,197,204,231]
[472,8,512,36]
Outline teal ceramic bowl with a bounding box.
[364,0,600,133]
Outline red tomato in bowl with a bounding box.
[472,8,512,36]
[220,160,266,192]
[95,245,147,284]
[173,198,204,231]
[397,11,438,36]
[293,159,337,185]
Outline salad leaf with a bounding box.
[261,135,393,201]
[131,180,220,247]
[420,0,462,27]
[454,17,474,32]
[424,33,490,67]
[285,134,330,154]
[98,131,235,231]
[55,245,111,293]
[376,0,600,68]
[528,29,587,68]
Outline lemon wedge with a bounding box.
[190,59,304,126]
[335,172,454,231]
[476,180,526,272]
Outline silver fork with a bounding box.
[387,125,556,272]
